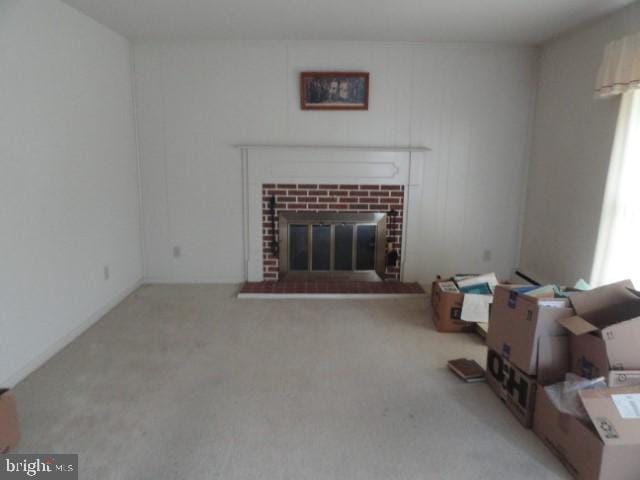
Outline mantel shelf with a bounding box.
[234,144,431,153]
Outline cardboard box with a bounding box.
[486,348,537,427]
[430,281,475,333]
[534,385,640,480]
[608,371,640,388]
[487,285,574,376]
[559,280,640,378]
[0,389,19,453]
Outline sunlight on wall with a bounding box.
[591,90,640,286]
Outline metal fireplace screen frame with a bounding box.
[278,211,387,278]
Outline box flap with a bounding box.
[592,300,640,327]
[558,316,598,336]
[570,334,610,378]
[566,301,640,332]
[602,320,640,370]
[579,386,640,445]
[569,279,635,316]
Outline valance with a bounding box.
[595,32,640,98]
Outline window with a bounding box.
[591,90,640,286]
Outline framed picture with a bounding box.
[300,72,369,110]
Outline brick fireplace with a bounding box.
[262,183,404,281]
[239,144,427,283]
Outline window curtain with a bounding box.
[591,90,640,286]
[595,32,640,98]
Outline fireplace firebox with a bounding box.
[278,212,387,279]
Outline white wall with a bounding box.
[133,41,539,283]
[520,2,640,285]
[0,0,143,386]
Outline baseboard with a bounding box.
[143,276,244,284]
[2,278,144,388]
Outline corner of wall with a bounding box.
[514,45,544,274]
[127,41,147,282]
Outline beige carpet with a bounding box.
[13,284,569,479]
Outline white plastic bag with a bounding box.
[546,373,607,420]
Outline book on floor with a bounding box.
[447,358,486,383]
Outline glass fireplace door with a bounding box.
[280,212,387,278]
[288,223,377,272]
[355,225,376,270]
[311,225,331,271]
[334,224,354,271]
[289,225,309,271]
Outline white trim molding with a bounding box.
[240,145,427,282]
[235,144,431,152]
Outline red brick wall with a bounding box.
[262,184,404,281]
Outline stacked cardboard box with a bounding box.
[531,280,640,479]
[486,285,574,426]
[435,277,640,478]
[534,384,640,479]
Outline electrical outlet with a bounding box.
[483,249,492,262]
[173,246,181,258]
[104,266,110,281]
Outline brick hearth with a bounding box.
[240,281,424,295]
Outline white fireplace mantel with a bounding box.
[239,144,428,282]
[235,144,431,152]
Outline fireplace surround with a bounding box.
[239,145,428,283]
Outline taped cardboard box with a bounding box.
[559,279,640,379]
[0,389,19,453]
[533,385,640,480]
[430,280,475,333]
[486,336,569,427]
[487,285,574,376]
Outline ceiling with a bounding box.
[61,0,634,44]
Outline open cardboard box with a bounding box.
[487,285,574,376]
[559,280,640,379]
[534,385,640,480]
[430,280,476,333]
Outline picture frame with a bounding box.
[300,72,369,110]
